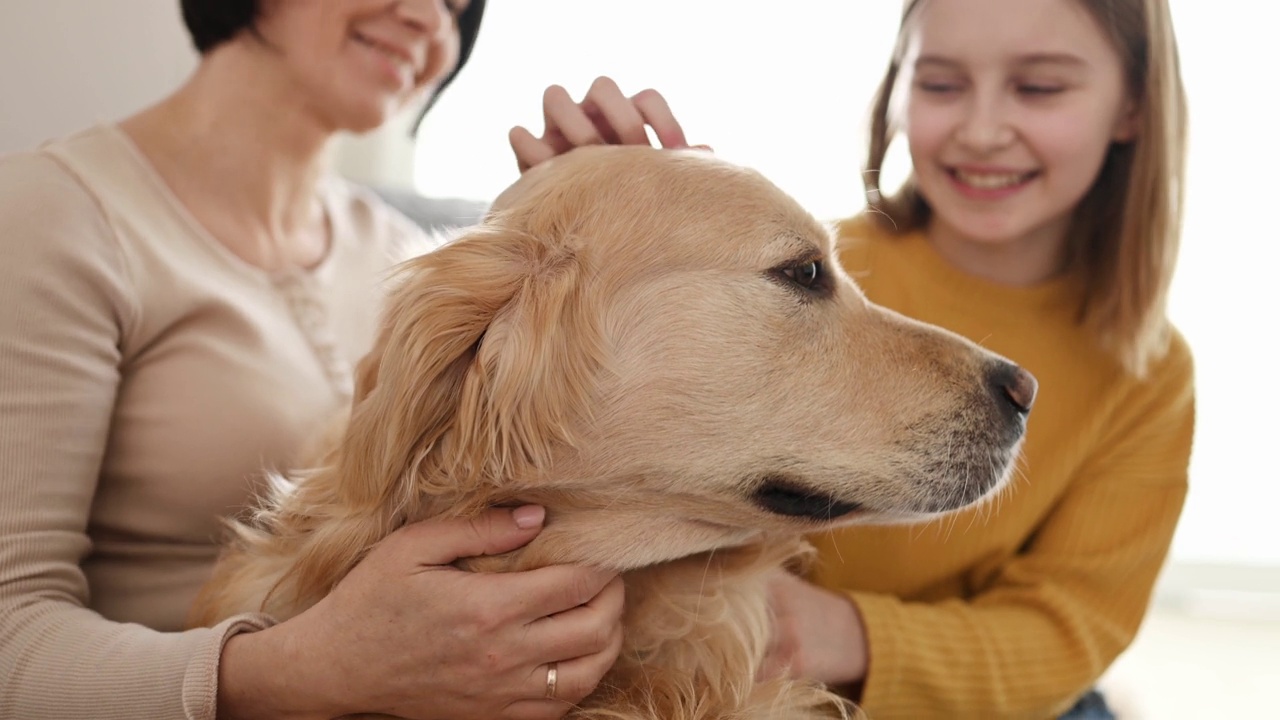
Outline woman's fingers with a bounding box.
[523,574,625,660]
[494,562,620,624]
[381,505,545,567]
[503,615,626,718]
[548,612,626,703]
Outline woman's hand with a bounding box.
[760,569,869,688]
[218,505,624,720]
[509,76,707,173]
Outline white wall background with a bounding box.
[2,1,1276,574]
[0,1,197,154]
[415,1,901,221]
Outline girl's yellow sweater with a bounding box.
[812,217,1195,719]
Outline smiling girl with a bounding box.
[763,1,1194,718]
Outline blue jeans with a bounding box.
[1058,689,1116,720]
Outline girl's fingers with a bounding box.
[631,87,689,149]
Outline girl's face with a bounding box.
[902,0,1136,261]
[253,0,466,133]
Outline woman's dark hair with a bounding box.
[180,0,256,54]
[179,0,486,132]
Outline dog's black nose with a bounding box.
[988,361,1037,416]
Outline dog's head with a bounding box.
[338,146,1036,571]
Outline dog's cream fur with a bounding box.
[190,146,1035,720]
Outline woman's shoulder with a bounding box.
[0,132,138,330]
[3,124,129,173]
[0,132,125,247]
[0,125,156,222]
[0,133,100,205]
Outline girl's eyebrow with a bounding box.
[914,53,1089,69]
[914,55,962,69]
[1016,53,1089,67]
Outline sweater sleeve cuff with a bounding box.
[181,613,275,720]
[845,590,906,713]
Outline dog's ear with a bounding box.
[339,219,604,517]
[276,219,605,610]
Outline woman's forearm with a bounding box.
[217,624,338,720]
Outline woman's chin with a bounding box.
[341,108,395,135]
[326,95,409,136]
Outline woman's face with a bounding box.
[253,0,467,133]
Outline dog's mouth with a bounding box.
[750,474,863,522]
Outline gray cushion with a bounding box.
[372,186,490,234]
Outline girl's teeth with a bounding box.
[955,171,1028,189]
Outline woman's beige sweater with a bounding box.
[0,125,429,719]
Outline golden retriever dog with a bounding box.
[190,146,1037,720]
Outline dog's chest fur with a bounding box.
[563,542,852,720]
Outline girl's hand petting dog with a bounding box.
[217,505,624,720]
[509,75,710,172]
[761,569,869,689]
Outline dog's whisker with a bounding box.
[695,549,716,626]
[823,526,849,565]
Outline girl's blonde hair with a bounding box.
[864,0,1187,377]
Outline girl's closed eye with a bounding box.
[1015,81,1068,97]
[915,76,966,94]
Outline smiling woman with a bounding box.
[0,1,661,719]
[183,0,479,132]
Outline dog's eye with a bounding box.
[768,256,833,300]
[783,260,823,288]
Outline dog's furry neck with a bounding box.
[475,528,851,720]
[454,488,769,574]
[408,490,854,719]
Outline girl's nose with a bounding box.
[955,93,1016,151]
